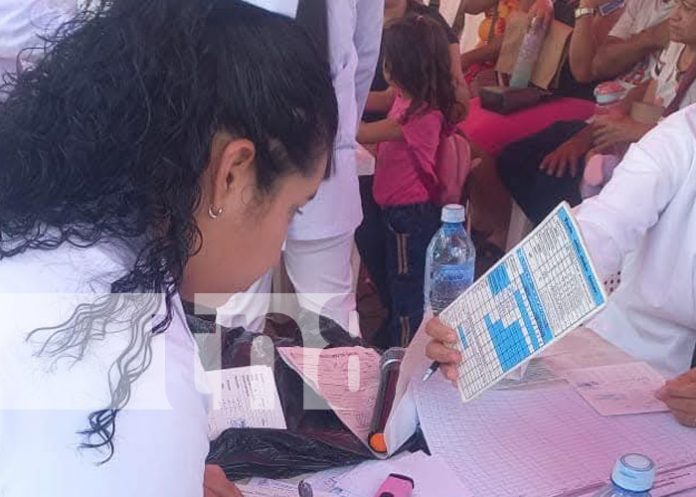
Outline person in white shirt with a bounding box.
[217,0,383,336]
[425,104,696,428]
[0,0,339,495]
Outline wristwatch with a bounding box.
[575,7,597,19]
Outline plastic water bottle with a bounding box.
[424,204,476,314]
[593,454,656,497]
[509,16,548,89]
[593,81,629,156]
[594,81,628,120]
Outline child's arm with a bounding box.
[365,87,396,114]
[357,118,403,145]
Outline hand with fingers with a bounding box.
[592,115,650,153]
[656,368,696,428]
[425,318,462,383]
[539,134,593,178]
[204,465,244,497]
[527,0,554,27]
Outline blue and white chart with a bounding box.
[439,203,607,402]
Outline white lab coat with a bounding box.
[287,0,383,241]
[575,105,696,378]
[0,242,210,497]
[0,0,77,79]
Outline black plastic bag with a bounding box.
[186,305,428,481]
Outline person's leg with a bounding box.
[497,120,588,225]
[382,204,440,347]
[467,143,512,250]
[283,231,358,335]
[354,174,390,308]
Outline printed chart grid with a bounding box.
[440,204,607,402]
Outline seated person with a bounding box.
[497,0,676,225]
[461,0,618,252]
[426,104,696,428]
[460,0,611,159]
[459,0,527,85]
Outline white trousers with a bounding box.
[217,231,359,336]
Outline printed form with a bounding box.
[206,365,287,439]
[277,347,381,446]
[439,203,607,402]
[565,362,669,417]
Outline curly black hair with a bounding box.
[0,0,338,461]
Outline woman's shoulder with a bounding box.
[0,237,136,294]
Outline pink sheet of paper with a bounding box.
[278,347,381,444]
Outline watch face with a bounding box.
[599,0,625,15]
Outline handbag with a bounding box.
[479,85,551,114]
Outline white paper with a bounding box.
[206,366,286,439]
[335,451,474,497]
[383,324,432,454]
[651,461,696,497]
[495,358,565,391]
[565,362,669,416]
[438,203,607,402]
[300,466,358,496]
[414,377,696,497]
[242,478,337,497]
[237,480,299,497]
[540,327,634,372]
[277,347,381,445]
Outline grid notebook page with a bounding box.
[439,203,607,402]
[415,377,696,497]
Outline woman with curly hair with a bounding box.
[0,0,338,495]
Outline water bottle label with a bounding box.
[435,263,475,283]
[442,223,464,236]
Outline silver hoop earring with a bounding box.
[208,206,224,220]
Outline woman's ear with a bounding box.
[210,138,257,214]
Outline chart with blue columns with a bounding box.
[440,204,607,403]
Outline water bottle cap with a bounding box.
[441,204,466,224]
[611,454,656,492]
[594,81,627,104]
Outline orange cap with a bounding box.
[369,433,388,454]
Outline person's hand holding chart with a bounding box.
[426,203,607,402]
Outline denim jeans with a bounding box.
[382,202,440,347]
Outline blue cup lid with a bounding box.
[611,454,656,492]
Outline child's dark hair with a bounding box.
[382,14,462,125]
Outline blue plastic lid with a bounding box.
[611,454,656,492]
[442,204,466,224]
